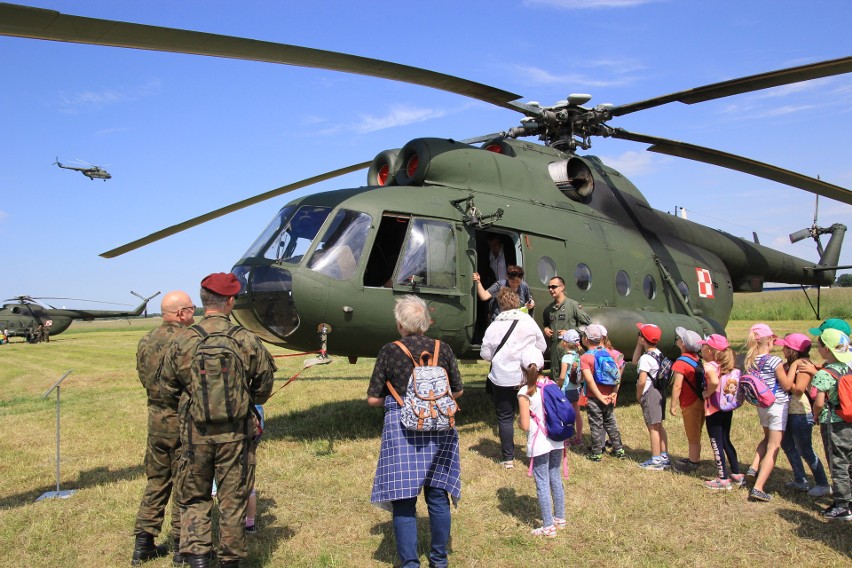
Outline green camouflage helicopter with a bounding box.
[2,4,850,360]
[0,292,160,342]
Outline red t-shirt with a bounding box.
[672,352,701,407]
[580,348,616,396]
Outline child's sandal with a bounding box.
[531,525,557,537]
[553,518,566,528]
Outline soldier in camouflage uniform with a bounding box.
[160,273,276,568]
[132,290,196,566]
[543,276,591,375]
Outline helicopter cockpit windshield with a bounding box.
[243,204,332,263]
[307,209,372,280]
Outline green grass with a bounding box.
[731,286,852,321]
[0,317,850,567]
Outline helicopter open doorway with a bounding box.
[472,229,521,344]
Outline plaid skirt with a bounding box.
[370,397,462,511]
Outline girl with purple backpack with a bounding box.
[517,347,565,537]
[698,334,743,491]
[743,324,793,502]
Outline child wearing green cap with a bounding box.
[800,328,852,521]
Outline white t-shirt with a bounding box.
[518,383,565,458]
[638,348,661,396]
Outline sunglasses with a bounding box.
[547,284,562,290]
[507,271,523,278]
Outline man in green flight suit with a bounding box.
[132,290,196,566]
[161,273,276,568]
[542,276,591,376]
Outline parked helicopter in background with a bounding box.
[54,157,111,181]
[2,4,850,361]
[0,292,160,342]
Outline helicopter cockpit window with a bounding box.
[616,270,631,296]
[643,274,657,300]
[575,263,592,291]
[242,205,297,259]
[307,210,372,280]
[396,219,456,289]
[257,205,331,263]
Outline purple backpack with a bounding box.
[710,370,742,412]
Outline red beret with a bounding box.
[201,272,241,297]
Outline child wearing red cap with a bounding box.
[632,323,669,471]
[743,324,793,502]
[776,333,831,497]
[699,334,742,490]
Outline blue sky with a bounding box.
[1,0,850,308]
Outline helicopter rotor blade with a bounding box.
[610,56,852,117]
[610,128,852,205]
[27,296,133,306]
[0,3,523,111]
[100,160,371,258]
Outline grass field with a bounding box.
[1,309,850,567]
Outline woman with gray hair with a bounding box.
[367,294,464,568]
[480,287,546,468]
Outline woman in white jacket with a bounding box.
[480,287,547,468]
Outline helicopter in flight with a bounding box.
[53,157,111,181]
[0,292,161,343]
[2,4,850,362]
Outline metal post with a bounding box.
[37,370,76,501]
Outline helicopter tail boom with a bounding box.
[130,291,162,316]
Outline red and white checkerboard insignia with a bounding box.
[695,267,714,298]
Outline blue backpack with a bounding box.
[533,379,576,442]
[592,347,621,386]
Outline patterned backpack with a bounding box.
[387,339,459,431]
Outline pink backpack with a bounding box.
[737,369,777,408]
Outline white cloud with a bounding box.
[597,150,667,176]
[57,80,162,113]
[509,59,643,89]
[353,105,447,134]
[524,0,661,8]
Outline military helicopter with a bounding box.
[0,292,161,342]
[53,157,111,181]
[2,4,850,361]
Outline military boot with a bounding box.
[185,554,209,568]
[131,532,168,565]
[171,539,185,566]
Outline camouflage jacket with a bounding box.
[137,321,193,438]
[160,314,277,444]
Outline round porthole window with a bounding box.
[575,263,592,291]
[677,280,690,300]
[643,275,656,300]
[538,256,557,285]
[616,270,631,296]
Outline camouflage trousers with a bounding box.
[134,434,182,539]
[176,439,255,563]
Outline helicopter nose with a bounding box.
[231,264,300,344]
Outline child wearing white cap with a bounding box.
[517,347,566,537]
[558,329,584,446]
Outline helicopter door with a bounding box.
[392,217,473,352]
